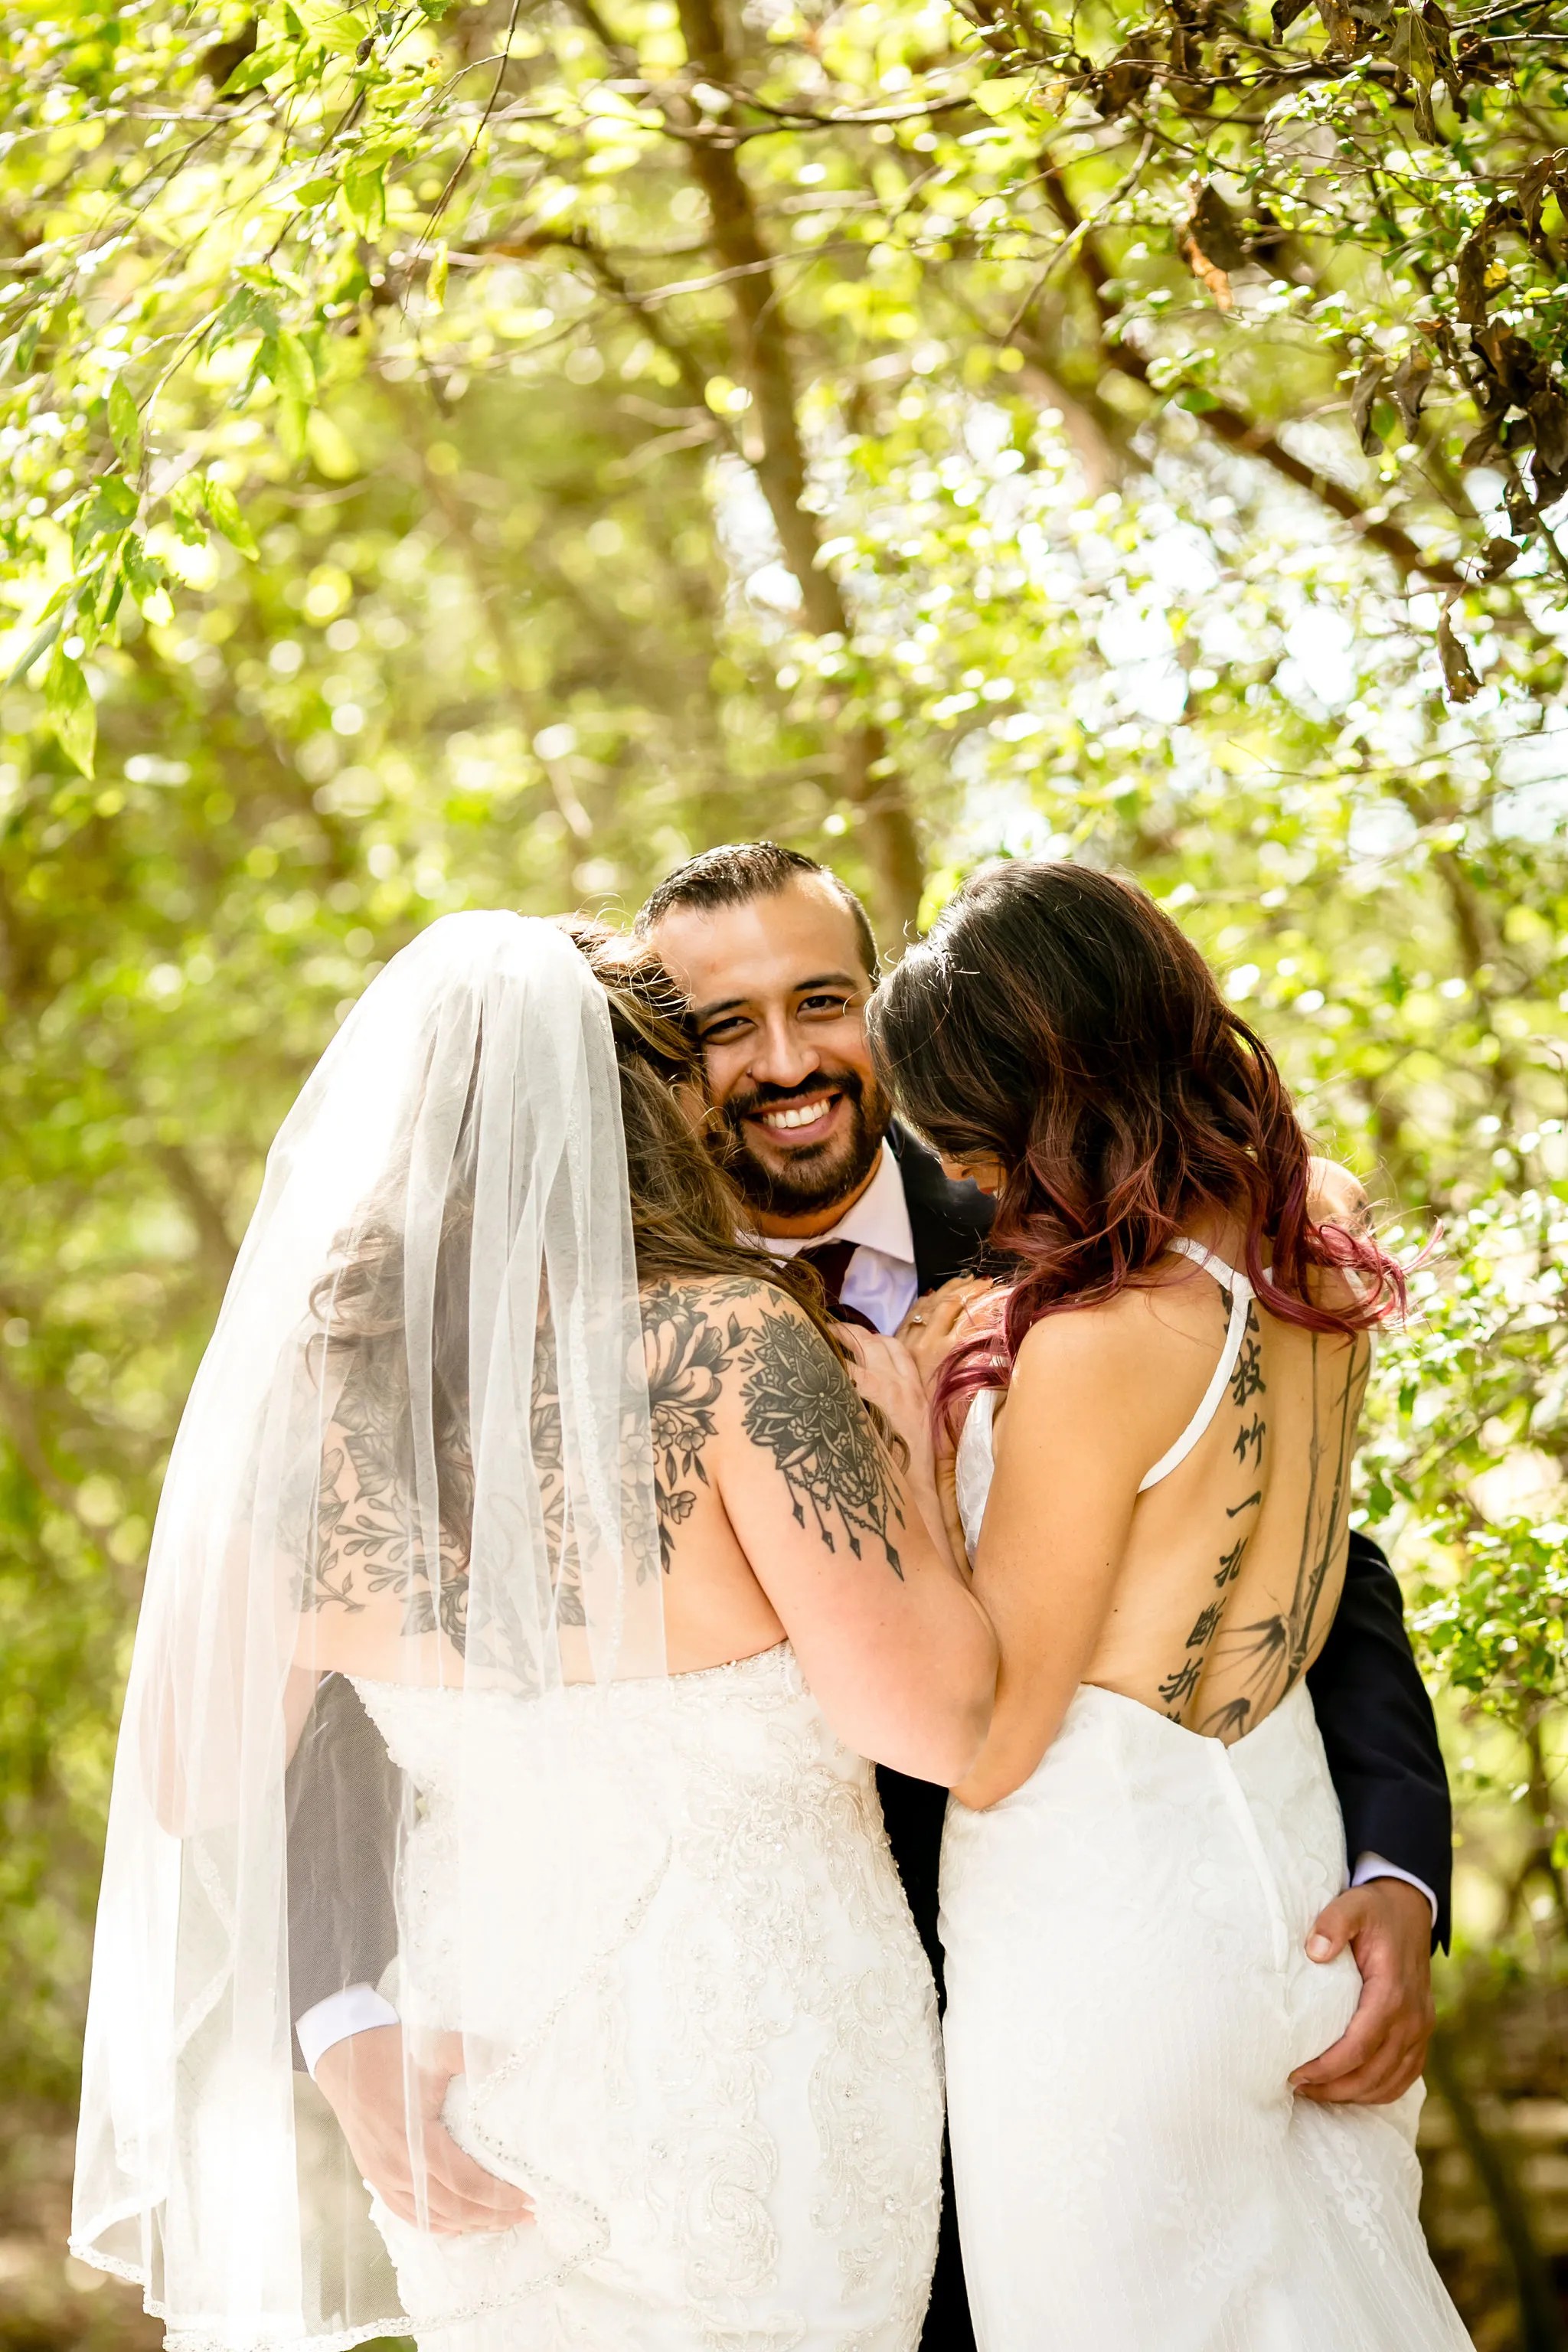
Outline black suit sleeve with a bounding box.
[284,1674,403,2069]
[1305,1530,1452,1949]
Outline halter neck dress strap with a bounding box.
[1136,1239,1256,1494]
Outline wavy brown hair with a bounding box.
[867,861,1405,1430]
[309,921,848,1568]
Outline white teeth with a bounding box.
[760,1101,834,1131]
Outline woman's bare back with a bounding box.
[1080,1250,1369,1742]
[967,1165,1377,1808]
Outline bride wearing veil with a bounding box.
[71,913,995,2352]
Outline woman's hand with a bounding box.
[898,1277,1002,1396]
[842,1330,959,1566]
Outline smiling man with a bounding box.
[637,842,991,1328]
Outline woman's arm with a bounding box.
[709,1285,997,1786]
[949,1299,1174,1810]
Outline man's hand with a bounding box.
[897,1278,1001,1393]
[1289,1878,1436,2105]
[313,2024,535,2235]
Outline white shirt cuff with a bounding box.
[296,1983,400,2079]
[1351,1852,1439,1929]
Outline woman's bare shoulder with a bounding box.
[639,1276,840,1429]
[640,1270,817,1338]
[1009,1282,1202,1393]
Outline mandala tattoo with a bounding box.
[740,1306,906,1576]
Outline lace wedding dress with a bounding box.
[351,1642,943,2352]
[940,1370,1472,2351]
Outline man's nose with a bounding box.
[748,1016,821,1092]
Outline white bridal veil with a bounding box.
[72,913,666,2347]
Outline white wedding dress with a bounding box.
[940,1298,1472,2350]
[351,1642,943,2352]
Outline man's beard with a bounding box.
[718,1070,893,1219]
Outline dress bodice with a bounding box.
[954,1388,997,1568]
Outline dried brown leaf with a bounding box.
[1473,325,1544,407]
[1527,384,1568,477]
[1437,597,1482,702]
[1315,0,1361,55]
[1390,5,1439,139]
[1102,43,1155,112]
[1187,185,1248,273]
[1349,360,1385,453]
[1455,230,1492,328]
[1390,349,1432,439]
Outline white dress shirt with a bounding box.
[293,1138,1432,2068]
[763,1141,920,1335]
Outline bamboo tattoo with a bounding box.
[1158,1295,1268,1724]
[1203,1336,1367,1734]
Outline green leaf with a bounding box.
[220,43,290,91]
[273,330,316,407]
[972,75,1035,117]
[5,612,63,689]
[427,240,449,313]
[107,377,142,475]
[278,394,310,464]
[292,0,369,52]
[341,160,388,240]
[201,477,260,559]
[73,475,139,565]
[45,653,96,779]
[168,470,207,544]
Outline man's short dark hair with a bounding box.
[635,843,879,978]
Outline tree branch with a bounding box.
[1040,165,1465,590]
[662,0,926,938]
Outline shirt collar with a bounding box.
[764,1141,915,1266]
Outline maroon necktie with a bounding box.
[795,1240,877,1333]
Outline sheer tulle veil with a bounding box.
[71,913,666,2347]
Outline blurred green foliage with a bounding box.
[2,0,1567,2207]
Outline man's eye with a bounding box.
[799,995,854,1018]
[699,1020,750,1046]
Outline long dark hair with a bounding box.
[867,861,1405,1429]
[310,921,847,1567]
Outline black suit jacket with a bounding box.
[285,1129,1452,2352]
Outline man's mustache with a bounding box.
[724,1073,865,1127]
